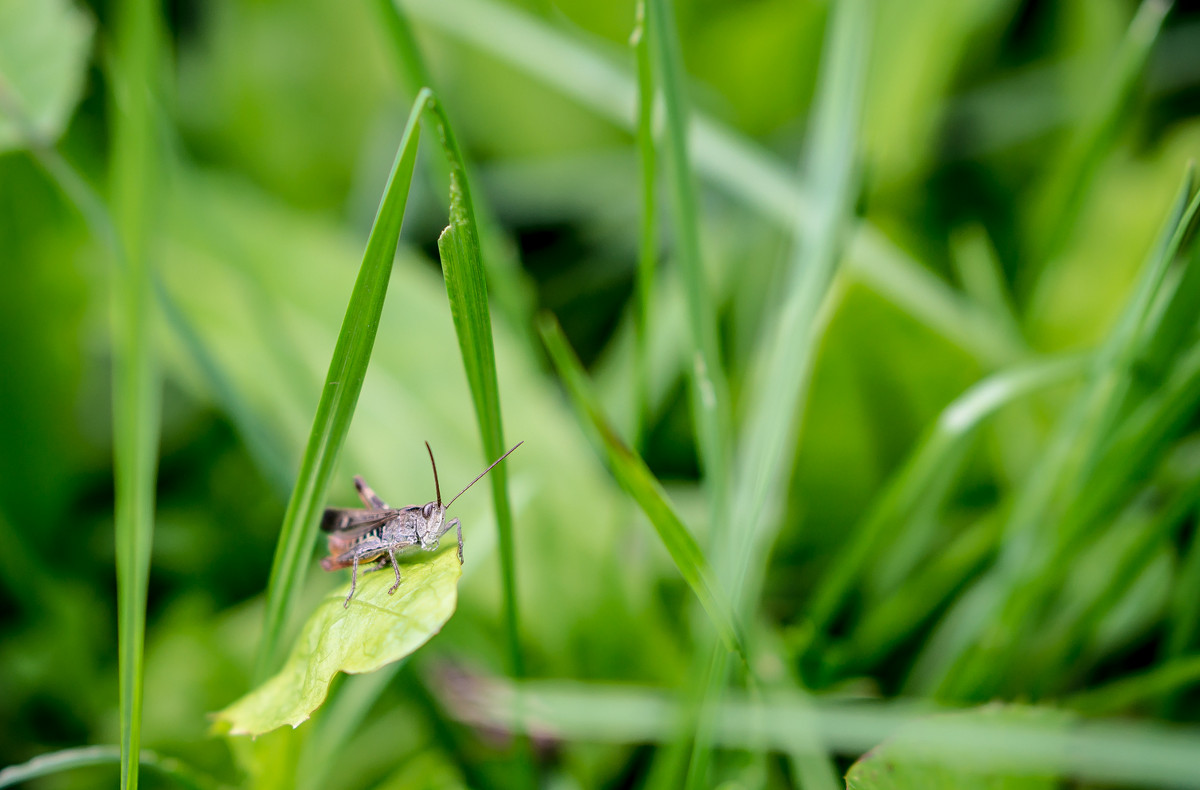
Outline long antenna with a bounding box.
[445,441,524,510]
[425,441,442,506]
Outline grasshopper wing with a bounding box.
[321,507,402,534]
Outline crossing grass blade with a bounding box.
[459,680,1200,789]
[643,0,733,535]
[538,313,747,663]
[0,746,226,790]
[254,91,425,681]
[631,0,657,451]
[108,0,162,786]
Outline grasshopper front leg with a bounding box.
[386,549,403,595]
[451,518,463,564]
[344,553,362,608]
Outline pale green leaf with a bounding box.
[0,0,93,150]
[218,549,461,737]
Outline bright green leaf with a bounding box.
[218,549,461,737]
[0,0,93,150]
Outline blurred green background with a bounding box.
[4,0,1200,787]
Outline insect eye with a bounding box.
[423,503,435,519]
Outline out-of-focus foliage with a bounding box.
[4,0,1200,787]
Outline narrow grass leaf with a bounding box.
[729,0,871,610]
[631,0,657,451]
[220,548,461,737]
[459,680,1200,789]
[1028,0,1172,266]
[255,92,424,680]
[109,0,163,786]
[420,93,525,682]
[538,314,747,662]
[0,746,226,790]
[1165,513,1200,663]
[644,0,733,532]
[1068,654,1200,715]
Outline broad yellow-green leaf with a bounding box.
[0,0,93,151]
[217,549,461,737]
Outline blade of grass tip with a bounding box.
[398,0,1023,367]
[631,0,657,452]
[108,0,163,786]
[645,0,733,536]
[1128,179,1200,389]
[1027,0,1171,269]
[0,746,227,790]
[372,0,539,357]
[538,314,747,662]
[254,91,425,681]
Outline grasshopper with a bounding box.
[321,441,523,607]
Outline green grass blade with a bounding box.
[462,681,1200,788]
[538,314,747,662]
[0,746,227,790]
[254,91,425,680]
[631,0,657,451]
[422,93,525,683]
[1028,0,1172,267]
[1068,655,1200,716]
[729,0,872,612]
[1165,512,1200,663]
[108,0,162,786]
[374,0,539,357]
[644,0,733,533]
